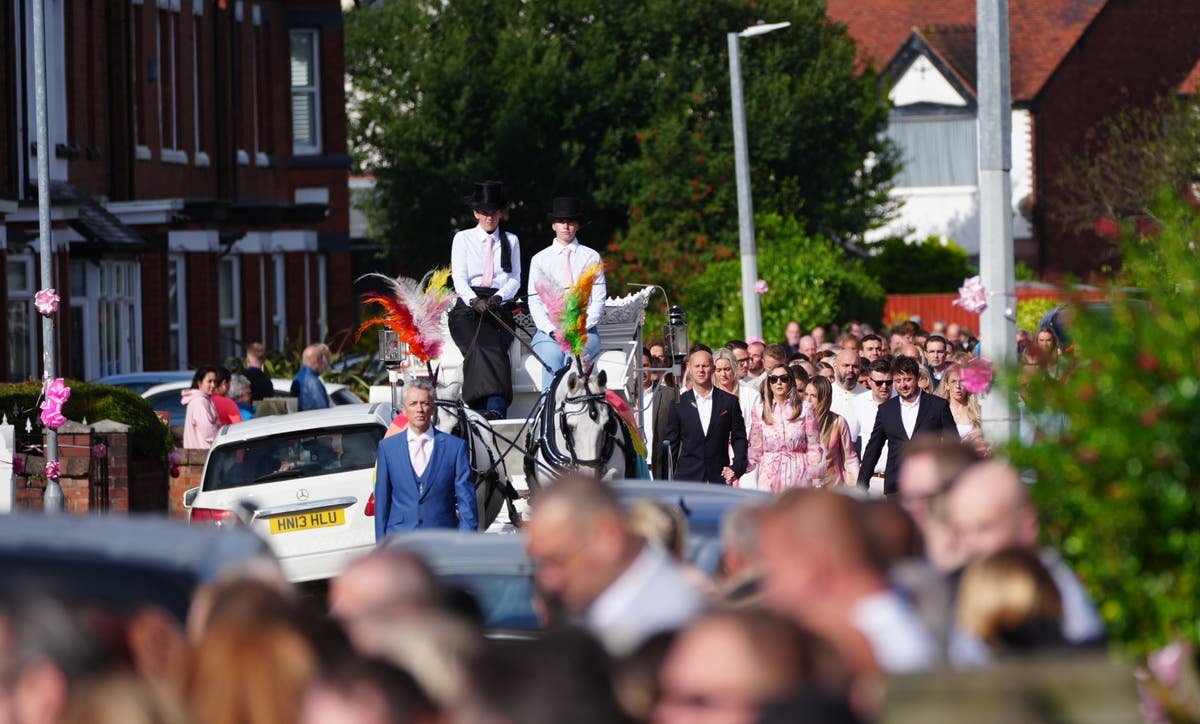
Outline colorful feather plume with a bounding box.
[356,268,456,362]
[534,262,602,357]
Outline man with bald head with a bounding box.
[830,348,867,446]
[329,548,442,654]
[944,461,1104,645]
[524,474,703,654]
[758,489,936,674]
[798,335,818,360]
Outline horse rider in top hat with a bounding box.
[527,196,607,392]
[449,180,522,420]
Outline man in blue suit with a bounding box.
[374,380,478,539]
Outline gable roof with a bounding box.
[826,0,1107,101]
[1181,58,1200,95]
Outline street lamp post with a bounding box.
[729,21,790,342]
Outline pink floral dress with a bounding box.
[819,414,861,487]
[747,400,824,492]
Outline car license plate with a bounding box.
[268,509,345,534]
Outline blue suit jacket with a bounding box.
[374,429,478,539]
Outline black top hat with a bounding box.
[546,197,588,224]
[466,181,507,212]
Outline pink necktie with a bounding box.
[412,437,428,476]
[561,245,573,286]
[480,235,495,288]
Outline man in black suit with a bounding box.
[857,355,956,494]
[666,345,749,484]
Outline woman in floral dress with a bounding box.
[746,365,823,492]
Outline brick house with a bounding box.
[826,0,1200,279]
[0,0,354,382]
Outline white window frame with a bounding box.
[290,29,322,155]
[218,256,242,361]
[6,254,38,381]
[192,0,209,167]
[95,260,144,377]
[157,0,187,163]
[168,254,188,368]
[272,253,287,349]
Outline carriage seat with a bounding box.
[520,351,628,392]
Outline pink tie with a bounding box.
[480,235,495,288]
[412,437,428,476]
[561,245,573,286]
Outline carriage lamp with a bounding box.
[663,305,690,363]
[378,329,408,369]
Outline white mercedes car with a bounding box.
[184,403,390,582]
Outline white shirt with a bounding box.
[527,239,607,334]
[852,393,888,473]
[586,543,704,655]
[851,590,938,674]
[831,383,867,442]
[450,225,522,302]
[899,392,922,439]
[694,386,715,437]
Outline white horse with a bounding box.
[523,359,636,491]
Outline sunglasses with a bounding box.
[767,374,791,384]
[871,378,893,387]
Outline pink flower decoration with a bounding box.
[1149,642,1184,689]
[170,465,181,479]
[39,378,71,430]
[953,276,988,314]
[45,459,60,480]
[755,279,769,295]
[961,357,994,395]
[33,288,59,317]
[91,443,108,459]
[169,448,183,467]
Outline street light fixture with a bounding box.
[728,20,790,341]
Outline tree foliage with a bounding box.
[864,236,974,294]
[685,213,884,345]
[346,0,899,296]
[1006,189,1200,654]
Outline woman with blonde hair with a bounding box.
[957,547,1065,654]
[937,363,984,449]
[804,376,860,486]
[746,365,823,492]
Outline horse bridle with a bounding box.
[535,371,619,474]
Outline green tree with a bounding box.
[685,213,884,345]
[1007,189,1200,654]
[864,236,974,294]
[346,0,899,293]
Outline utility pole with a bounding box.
[977,0,1018,443]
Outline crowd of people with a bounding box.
[181,342,334,450]
[0,450,1104,723]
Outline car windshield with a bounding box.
[203,425,383,491]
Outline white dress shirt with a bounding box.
[831,383,867,442]
[586,543,705,655]
[852,393,888,473]
[899,392,922,439]
[527,239,607,334]
[851,589,938,674]
[450,225,522,302]
[694,386,715,436]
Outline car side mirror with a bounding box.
[183,486,200,508]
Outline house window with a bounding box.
[272,253,287,349]
[290,29,321,155]
[218,256,241,362]
[157,0,185,162]
[192,0,208,166]
[97,260,143,376]
[69,259,89,380]
[7,256,37,382]
[886,114,978,188]
[168,255,188,368]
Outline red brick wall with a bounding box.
[141,249,171,370]
[1034,0,1200,278]
[169,448,208,519]
[186,251,220,365]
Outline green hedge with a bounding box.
[865,236,975,294]
[0,380,173,462]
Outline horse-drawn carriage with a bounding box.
[367,286,658,530]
